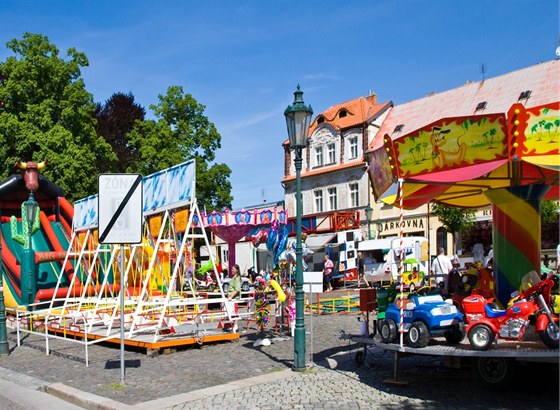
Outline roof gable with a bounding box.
[309,95,390,134]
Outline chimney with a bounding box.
[366,90,378,104]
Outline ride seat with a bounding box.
[395,299,415,310]
[485,302,506,318]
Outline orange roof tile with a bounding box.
[309,95,390,134]
[282,97,391,146]
[368,59,560,152]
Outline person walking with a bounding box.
[556,243,560,272]
[433,247,453,292]
[357,252,370,288]
[226,264,242,332]
[323,254,334,292]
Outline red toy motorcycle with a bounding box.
[462,271,559,350]
[183,269,216,292]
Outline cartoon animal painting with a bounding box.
[430,127,467,169]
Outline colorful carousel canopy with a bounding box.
[371,102,559,209]
[200,207,288,275]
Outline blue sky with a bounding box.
[1,1,558,209]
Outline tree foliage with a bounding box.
[431,203,476,253]
[95,92,145,173]
[127,86,232,210]
[0,34,232,209]
[541,200,559,225]
[0,33,116,201]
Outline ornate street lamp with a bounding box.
[24,192,39,310]
[284,85,313,371]
[364,204,373,240]
[0,211,8,355]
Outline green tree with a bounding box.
[541,200,559,225]
[95,92,145,173]
[127,86,232,210]
[431,203,476,253]
[0,33,116,201]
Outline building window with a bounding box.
[327,143,335,164]
[315,146,323,167]
[328,187,337,211]
[314,190,323,213]
[349,137,358,159]
[349,183,359,207]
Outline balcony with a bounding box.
[286,210,360,236]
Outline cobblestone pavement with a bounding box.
[0,292,558,409]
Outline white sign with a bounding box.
[98,174,143,244]
[303,271,323,293]
[143,159,196,215]
[73,194,98,231]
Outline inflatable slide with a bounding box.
[0,172,104,308]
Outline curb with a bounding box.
[135,368,295,409]
[47,383,135,410]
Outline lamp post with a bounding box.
[284,85,313,371]
[364,204,373,240]
[0,103,7,354]
[24,192,38,310]
[0,211,8,355]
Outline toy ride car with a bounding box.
[379,293,465,348]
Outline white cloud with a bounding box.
[228,105,283,130]
[303,73,339,81]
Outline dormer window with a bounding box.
[339,109,348,118]
[317,116,325,124]
[393,124,404,133]
[475,101,487,111]
[518,90,532,100]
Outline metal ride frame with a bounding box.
[7,198,242,365]
[6,162,246,365]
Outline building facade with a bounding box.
[215,60,558,276]
[281,94,390,244]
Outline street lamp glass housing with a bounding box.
[284,85,313,149]
[25,193,39,226]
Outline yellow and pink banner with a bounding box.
[393,113,508,178]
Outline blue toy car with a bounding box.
[379,294,465,348]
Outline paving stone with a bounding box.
[0,306,558,409]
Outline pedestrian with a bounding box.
[357,252,370,288]
[556,243,560,272]
[485,246,494,269]
[226,264,242,332]
[433,247,453,292]
[473,242,484,266]
[323,254,334,292]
